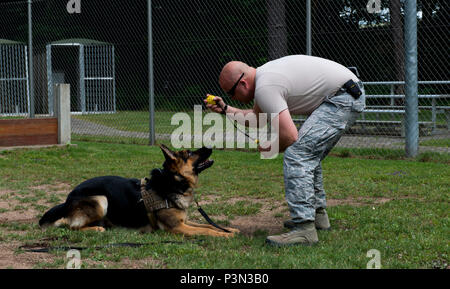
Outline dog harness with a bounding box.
[140,177,232,233]
[139,177,176,229]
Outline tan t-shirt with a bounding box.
[255,55,359,115]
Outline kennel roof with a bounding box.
[0,39,25,45]
[49,38,112,46]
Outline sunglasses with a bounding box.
[226,73,244,97]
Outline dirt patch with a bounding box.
[231,214,286,236]
[31,183,72,203]
[0,241,57,269]
[0,183,70,238]
[224,197,288,236]
[0,195,41,224]
[0,210,39,224]
[226,196,404,236]
[31,183,72,193]
[0,182,71,225]
[0,189,15,197]
[196,194,223,205]
[0,197,39,224]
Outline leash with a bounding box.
[20,242,146,253]
[19,240,204,253]
[195,200,231,233]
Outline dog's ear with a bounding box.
[159,144,176,162]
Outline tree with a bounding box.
[267,0,287,60]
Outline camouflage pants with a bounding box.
[283,86,365,224]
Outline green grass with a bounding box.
[0,142,448,268]
[72,134,150,145]
[330,147,450,163]
[73,111,153,133]
[420,138,450,148]
[73,110,233,135]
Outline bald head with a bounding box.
[219,61,251,91]
[218,61,256,103]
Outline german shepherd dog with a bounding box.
[39,145,239,238]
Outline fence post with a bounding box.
[54,84,71,145]
[27,0,34,118]
[306,0,311,55]
[148,0,155,145]
[404,0,419,157]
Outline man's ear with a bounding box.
[159,144,176,162]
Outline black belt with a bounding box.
[335,79,363,99]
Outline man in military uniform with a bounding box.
[206,55,365,246]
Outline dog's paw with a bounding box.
[94,226,106,232]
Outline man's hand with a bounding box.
[204,94,226,114]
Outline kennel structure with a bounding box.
[0,39,29,116]
[46,38,116,114]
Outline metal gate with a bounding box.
[0,39,29,116]
[47,39,116,115]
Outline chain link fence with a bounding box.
[0,0,448,155]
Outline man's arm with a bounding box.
[205,95,254,115]
[224,106,255,117]
[204,96,260,127]
[270,109,298,152]
[257,109,298,153]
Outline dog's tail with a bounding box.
[39,203,68,227]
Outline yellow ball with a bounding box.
[206,94,216,105]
